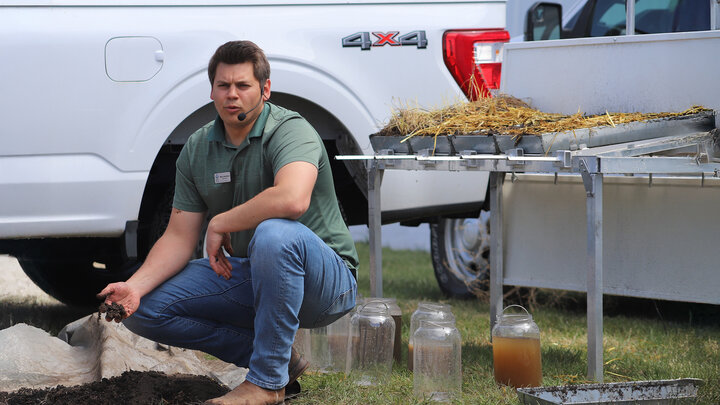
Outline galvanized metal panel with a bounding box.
[502,173,720,305]
[501,31,720,118]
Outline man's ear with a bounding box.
[262,79,271,101]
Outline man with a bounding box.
[98,40,359,405]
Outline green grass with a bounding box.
[2,245,718,403]
[292,243,720,404]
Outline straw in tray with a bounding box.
[377,95,710,144]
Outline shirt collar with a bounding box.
[207,103,271,145]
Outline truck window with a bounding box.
[589,0,706,36]
[589,0,626,36]
[635,0,678,33]
[673,0,711,32]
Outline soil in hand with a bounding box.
[0,370,229,405]
[98,302,126,322]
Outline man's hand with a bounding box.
[206,217,234,280]
[96,282,140,321]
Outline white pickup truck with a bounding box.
[0,0,509,304]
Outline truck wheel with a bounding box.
[147,185,208,259]
[16,242,140,307]
[430,212,491,298]
[15,184,207,307]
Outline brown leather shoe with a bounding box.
[203,380,285,405]
[288,346,309,385]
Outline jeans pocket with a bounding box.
[313,282,357,328]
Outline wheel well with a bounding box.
[136,93,369,257]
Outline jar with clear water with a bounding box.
[364,297,402,364]
[413,319,462,402]
[346,301,395,385]
[492,305,542,387]
[408,302,454,371]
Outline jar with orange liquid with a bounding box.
[491,305,542,388]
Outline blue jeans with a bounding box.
[123,219,357,390]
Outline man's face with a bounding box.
[210,62,269,127]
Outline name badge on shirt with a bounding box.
[214,172,231,184]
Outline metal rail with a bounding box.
[337,129,720,382]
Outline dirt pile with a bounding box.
[0,370,229,405]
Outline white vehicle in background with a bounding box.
[0,0,510,304]
[427,0,718,301]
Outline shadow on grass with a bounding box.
[461,341,493,373]
[0,300,94,336]
[541,345,587,384]
[499,287,720,328]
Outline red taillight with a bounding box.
[443,29,510,100]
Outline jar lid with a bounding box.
[499,305,533,323]
[359,301,390,315]
[365,298,401,315]
[417,302,451,311]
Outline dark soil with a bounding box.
[98,302,126,322]
[0,370,229,405]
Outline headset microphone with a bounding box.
[238,90,264,121]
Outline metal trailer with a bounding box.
[337,118,720,382]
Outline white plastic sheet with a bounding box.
[0,315,247,392]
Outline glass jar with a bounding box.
[491,305,542,387]
[408,302,455,371]
[413,319,462,402]
[293,328,310,360]
[365,298,402,364]
[326,308,353,372]
[346,301,396,385]
[308,325,332,373]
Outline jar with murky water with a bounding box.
[364,297,402,364]
[491,305,542,387]
[346,301,395,385]
[408,302,454,371]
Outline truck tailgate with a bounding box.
[500,30,720,118]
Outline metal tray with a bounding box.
[369,111,715,156]
[516,378,702,405]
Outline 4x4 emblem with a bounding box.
[342,31,428,50]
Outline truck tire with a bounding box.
[430,212,490,298]
[17,243,140,307]
[15,184,208,307]
[148,185,209,259]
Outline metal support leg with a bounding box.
[581,161,604,382]
[626,0,636,35]
[489,172,504,338]
[367,161,384,298]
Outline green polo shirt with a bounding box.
[173,102,358,273]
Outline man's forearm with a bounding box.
[125,231,198,297]
[210,161,316,235]
[210,186,307,234]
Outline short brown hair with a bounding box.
[208,40,270,85]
